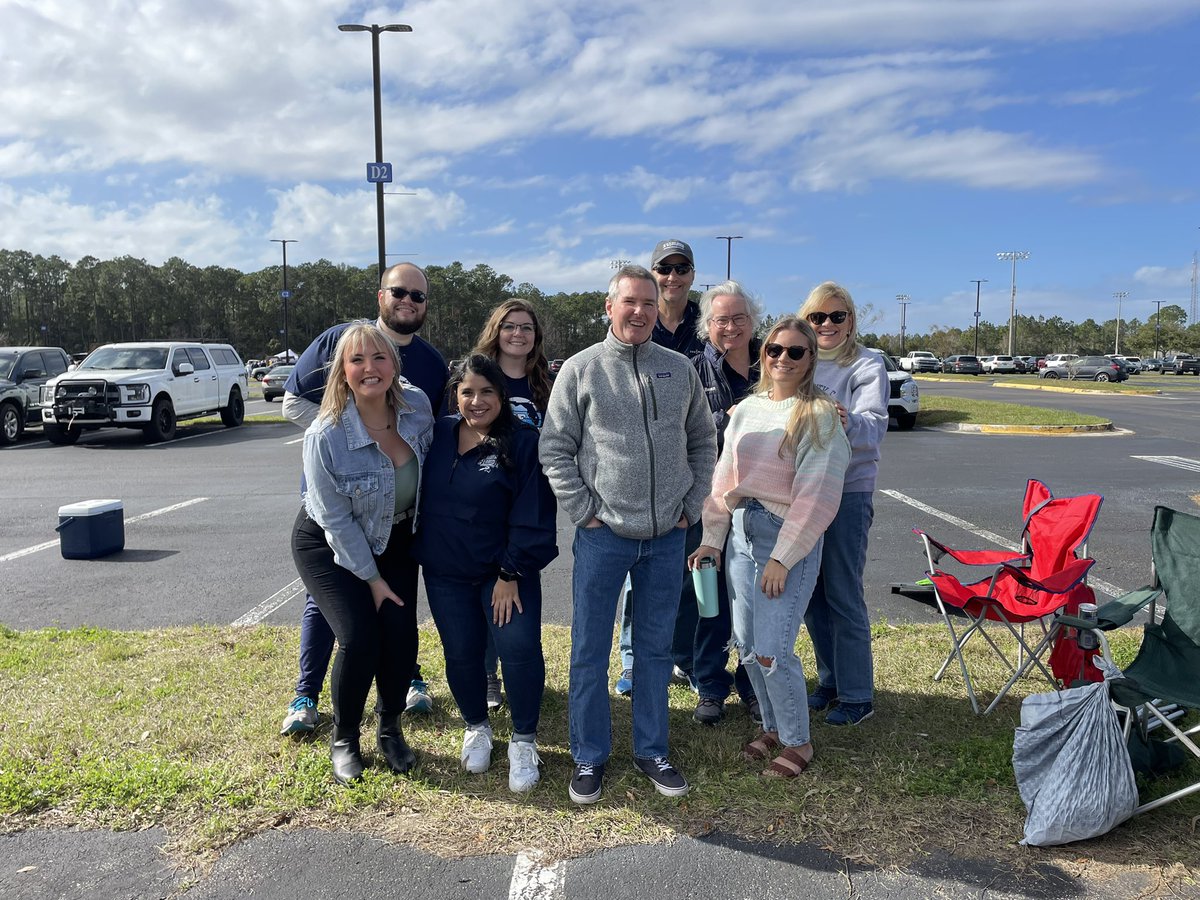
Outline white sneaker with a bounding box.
[461,723,493,774]
[508,740,542,793]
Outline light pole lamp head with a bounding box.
[338,23,412,33]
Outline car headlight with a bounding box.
[41,385,54,403]
[121,384,150,404]
[901,380,919,399]
[56,385,67,398]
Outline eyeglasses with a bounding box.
[652,263,693,276]
[500,322,536,335]
[711,314,749,329]
[806,310,849,326]
[383,286,427,304]
[765,343,810,361]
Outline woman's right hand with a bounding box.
[368,577,404,611]
[687,544,722,571]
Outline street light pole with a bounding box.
[1113,291,1129,355]
[1151,300,1164,360]
[896,294,911,355]
[996,251,1030,356]
[715,236,743,279]
[970,279,987,358]
[339,22,412,280]
[270,239,296,361]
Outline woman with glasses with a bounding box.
[690,316,849,778]
[796,282,889,727]
[413,355,558,792]
[291,323,434,784]
[468,299,555,709]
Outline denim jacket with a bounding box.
[301,384,434,581]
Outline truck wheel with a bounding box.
[895,411,917,431]
[220,388,245,427]
[0,402,22,445]
[44,422,81,445]
[145,397,177,442]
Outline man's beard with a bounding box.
[382,309,425,335]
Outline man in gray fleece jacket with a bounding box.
[540,264,716,804]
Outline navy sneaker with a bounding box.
[826,701,874,726]
[693,697,724,725]
[634,756,689,797]
[569,762,605,804]
[743,695,763,725]
[808,685,839,712]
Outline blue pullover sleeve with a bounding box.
[502,428,559,576]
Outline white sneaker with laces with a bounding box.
[461,723,494,774]
[508,740,542,793]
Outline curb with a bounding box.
[933,422,1117,435]
[992,381,1160,396]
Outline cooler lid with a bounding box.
[58,499,124,517]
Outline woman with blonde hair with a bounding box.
[797,282,889,726]
[690,316,849,778]
[291,323,434,784]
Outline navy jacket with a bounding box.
[691,340,760,455]
[413,416,558,582]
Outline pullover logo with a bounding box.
[654,372,672,379]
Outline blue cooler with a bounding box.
[57,499,125,559]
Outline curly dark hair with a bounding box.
[447,354,519,469]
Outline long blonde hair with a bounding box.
[317,322,409,424]
[470,298,552,412]
[754,316,837,456]
[798,281,862,367]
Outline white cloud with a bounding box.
[606,167,710,211]
[561,201,595,217]
[1133,265,1194,289]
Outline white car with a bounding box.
[983,355,1017,374]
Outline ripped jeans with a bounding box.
[726,500,822,748]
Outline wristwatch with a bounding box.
[498,569,519,583]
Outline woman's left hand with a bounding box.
[761,559,789,599]
[492,578,523,626]
[835,402,848,429]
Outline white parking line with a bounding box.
[285,436,304,445]
[509,850,565,900]
[0,497,208,563]
[146,430,232,447]
[1132,455,1200,473]
[881,489,1125,598]
[232,578,306,627]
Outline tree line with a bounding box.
[1,248,1195,361]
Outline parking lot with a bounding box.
[4,380,1200,635]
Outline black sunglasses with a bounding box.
[383,286,427,304]
[652,263,693,276]
[806,310,848,325]
[765,343,810,361]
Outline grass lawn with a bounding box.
[1,622,1197,880]
[917,395,1110,427]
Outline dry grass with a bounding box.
[1,622,1197,880]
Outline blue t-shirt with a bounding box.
[504,373,543,429]
[284,321,448,413]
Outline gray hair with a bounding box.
[607,264,658,303]
[695,280,763,342]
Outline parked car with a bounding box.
[261,365,294,402]
[0,346,71,444]
[1014,355,1036,373]
[869,349,919,430]
[1161,353,1200,375]
[897,350,941,373]
[982,355,1017,374]
[1141,357,1163,372]
[1039,355,1127,382]
[549,358,565,376]
[941,355,983,375]
[1111,355,1142,374]
[1042,353,1079,371]
[1107,357,1138,378]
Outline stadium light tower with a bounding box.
[1113,291,1129,355]
[996,251,1030,356]
[896,293,911,354]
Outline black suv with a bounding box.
[0,346,71,444]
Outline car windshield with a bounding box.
[80,347,169,370]
[0,352,17,380]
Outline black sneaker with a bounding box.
[634,755,690,797]
[569,762,604,804]
[693,697,724,725]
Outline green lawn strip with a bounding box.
[189,413,290,425]
[1,623,1196,872]
[918,395,1109,427]
[1002,380,1158,394]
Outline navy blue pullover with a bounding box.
[413,416,558,582]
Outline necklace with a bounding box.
[363,420,391,431]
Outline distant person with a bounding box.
[468,299,555,709]
[279,262,448,736]
[291,323,434,783]
[798,282,889,726]
[413,355,558,792]
[614,239,704,697]
[691,315,849,778]
[540,263,715,804]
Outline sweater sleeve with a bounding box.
[538,360,598,527]
[841,355,889,457]
[770,408,851,570]
[701,404,742,548]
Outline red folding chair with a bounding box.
[894,479,1103,714]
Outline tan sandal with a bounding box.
[741,731,781,761]
[762,744,813,778]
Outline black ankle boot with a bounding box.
[331,735,365,784]
[377,714,417,775]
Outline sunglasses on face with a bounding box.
[806,310,848,325]
[653,263,693,276]
[383,286,427,304]
[765,343,810,361]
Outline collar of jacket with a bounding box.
[703,337,762,365]
[338,401,414,450]
[604,329,654,358]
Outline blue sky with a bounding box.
[3,0,1199,336]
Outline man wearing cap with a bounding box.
[650,239,704,357]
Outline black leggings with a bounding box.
[291,509,419,737]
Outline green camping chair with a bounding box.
[1066,505,1200,815]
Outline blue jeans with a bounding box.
[804,491,875,704]
[727,501,822,748]
[423,573,545,736]
[569,523,686,764]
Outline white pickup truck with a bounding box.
[41,342,248,444]
[897,350,940,373]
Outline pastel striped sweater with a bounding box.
[701,393,850,570]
